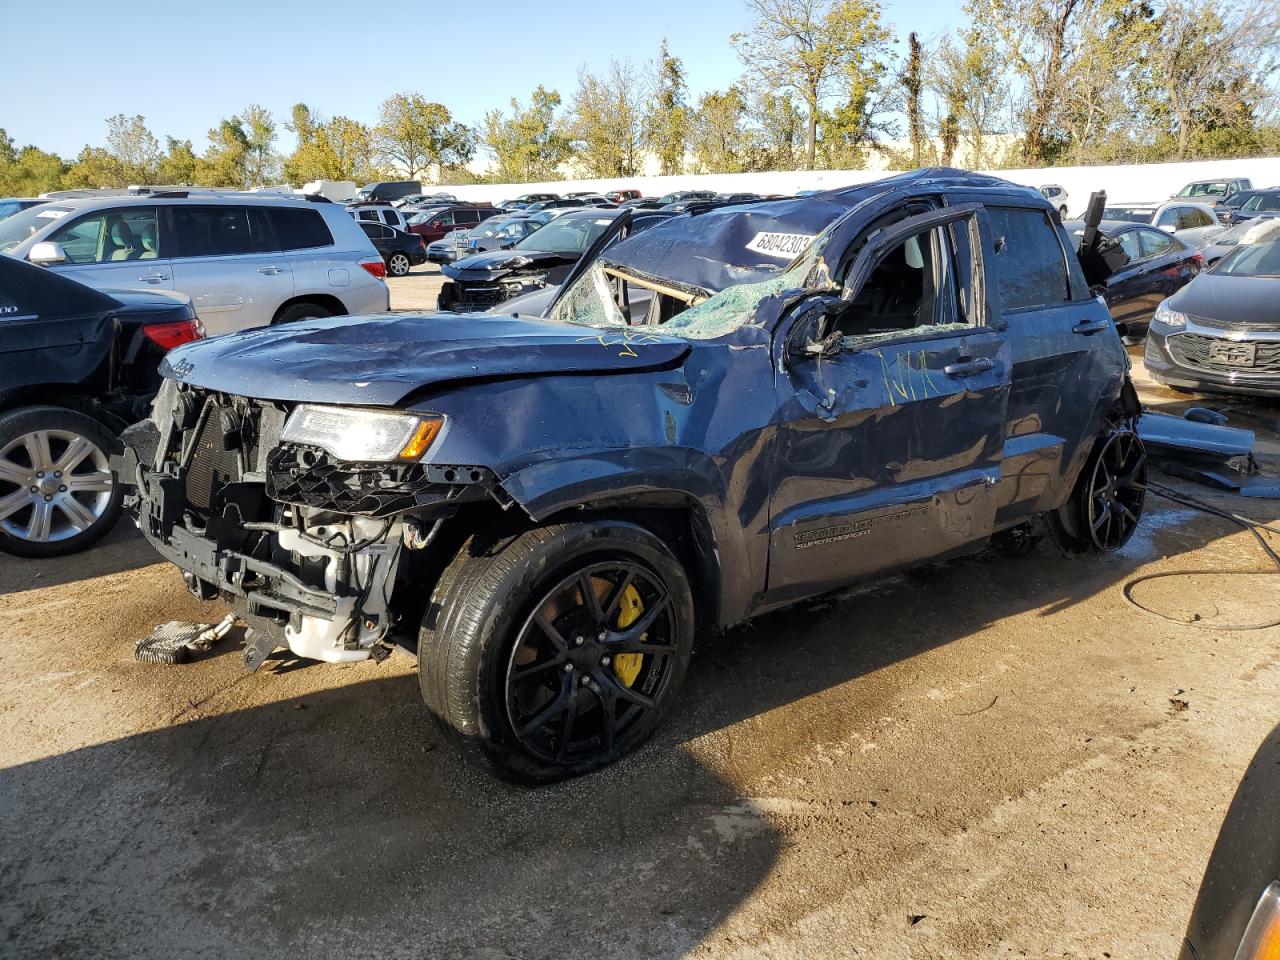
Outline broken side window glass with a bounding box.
[832,224,971,348]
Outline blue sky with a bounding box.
[3,0,966,157]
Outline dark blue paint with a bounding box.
[148,170,1129,629]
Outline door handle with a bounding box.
[1072,317,1111,335]
[139,273,169,283]
[943,357,995,377]
[257,265,283,275]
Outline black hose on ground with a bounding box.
[1121,479,1280,631]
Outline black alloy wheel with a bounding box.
[1083,426,1147,550]
[418,520,694,782]
[504,562,679,765]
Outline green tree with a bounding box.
[689,86,752,173]
[481,86,572,182]
[1148,0,1280,159]
[568,59,646,177]
[374,93,475,181]
[65,146,122,189]
[240,104,280,185]
[970,0,1088,164]
[195,117,251,187]
[157,137,199,184]
[751,91,806,169]
[644,39,690,176]
[733,0,896,168]
[928,26,1008,168]
[106,114,161,184]
[287,103,318,145]
[285,115,378,184]
[0,133,67,195]
[903,32,925,166]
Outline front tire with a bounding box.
[0,406,122,558]
[418,520,695,783]
[387,252,412,277]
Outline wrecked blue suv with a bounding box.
[121,170,1146,782]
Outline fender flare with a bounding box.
[498,447,760,628]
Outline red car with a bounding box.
[606,189,642,203]
[406,205,499,245]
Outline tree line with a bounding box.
[2,0,1278,197]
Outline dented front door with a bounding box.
[764,207,1011,605]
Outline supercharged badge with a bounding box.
[794,506,931,549]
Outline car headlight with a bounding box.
[1153,300,1188,328]
[281,405,443,462]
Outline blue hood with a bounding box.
[161,312,691,406]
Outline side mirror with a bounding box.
[786,294,844,362]
[28,241,67,266]
[1159,223,1176,234]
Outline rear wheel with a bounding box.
[418,520,695,783]
[0,406,122,558]
[272,302,334,325]
[387,252,412,277]
[1048,422,1147,553]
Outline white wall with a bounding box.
[439,156,1280,217]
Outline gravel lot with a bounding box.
[1,282,1278,958]
[386,264,448,311]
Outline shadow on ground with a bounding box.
[4,485,1279,959]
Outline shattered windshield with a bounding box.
[553,234,831,340]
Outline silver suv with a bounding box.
[0,194,389,335]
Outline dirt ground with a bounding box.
[2,286,1279,958]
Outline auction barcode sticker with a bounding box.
[745,232,815,258]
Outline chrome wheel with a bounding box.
[1085,427,1147,550]
[0,429,114,544]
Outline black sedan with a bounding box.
[0,256,202,557]
[1145,223,1280,398]
[438,208,627,312]
[1068,219,1201,339]
[358,221,427,277]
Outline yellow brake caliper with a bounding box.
[612,584,645,687]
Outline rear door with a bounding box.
[168,205,295,335]
[983,204,1127,526]
[765,205,1011,604]
[43,205,174,291]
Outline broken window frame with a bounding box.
[822,203,993,355]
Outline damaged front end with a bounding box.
[119,380,501,669]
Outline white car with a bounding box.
[0,194,389,336]
[1101,200,1223,248]
[1039,184,1070,217]
[347,203,412,232]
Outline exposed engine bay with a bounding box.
[119,379,503,668]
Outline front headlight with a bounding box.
[1153,300,1188,328]
[281,405,443,462]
